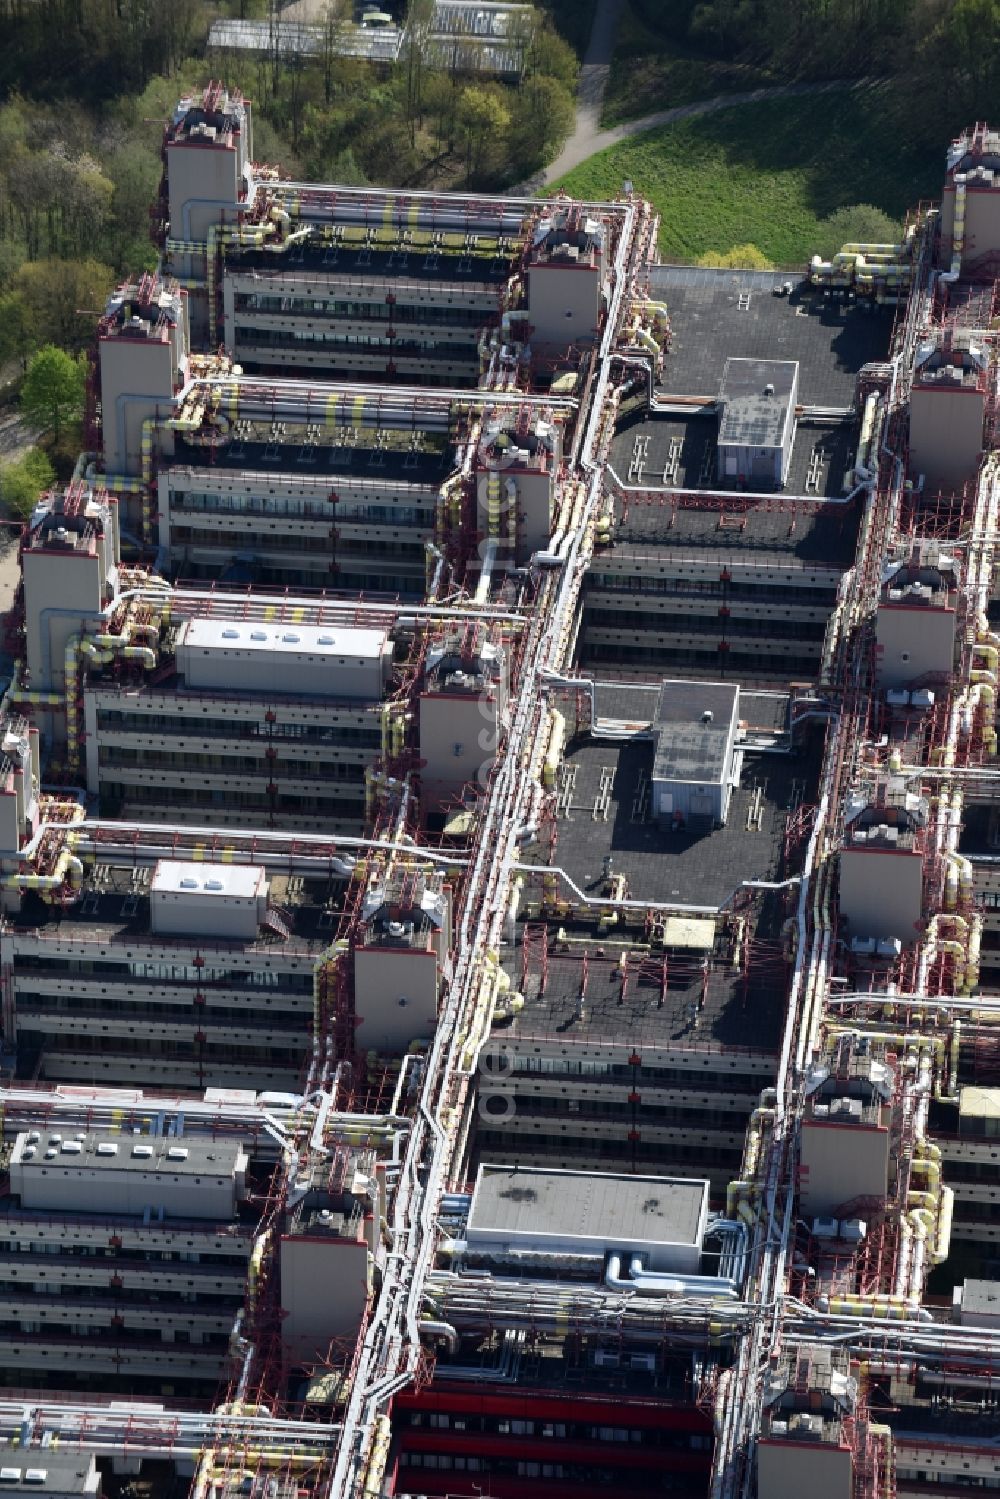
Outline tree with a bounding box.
[403,0,435,140]
[0,292,33,372]
[320,0,352,105]
[509,74,575,175]
[455,85,511,181]
[815,204,902,258]
[13,257,115,354]
[20,345,85,442]
[0,446,55,520]
[697,244,774,268]
[522,22,578,92]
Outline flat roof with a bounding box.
[960,1279,1000,1318]
[653,680,739,785]
[661,915,717,950]
[12,1128,242,1176]
[959,1086,1000,1120]
[0,1454,96,1493]
[718,358,797,450]
[151,860,266,899]
[180,619,388,658]
[528,733,814,910]
[469,1164,708,1249]
[609,414,858,512]
[7,863,345,960]
[594,683,789,736]
[650,265,893,406]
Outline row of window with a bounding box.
[0,1322,228,1346]
[18,960,312,991]
[0,1244,245,1266]
[172,490,433,524]
[236,294,489,327]
[100,748,364,780]
[20,995,306,1021]
[20,1032,302,1062]
[169,525,425,558]
[494,1094,747,1129]
[0,1282,237,1308]
[586,574,837,603]
[508,1055,767,1087]
[475,1130,727,1164]
[97,711,377,745]
[241,328,476,357]
[101,781,359,812]
[582,643,816,674]
[584,608,827,641]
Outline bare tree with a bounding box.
[404,0,435,143]
[320,0,351,105]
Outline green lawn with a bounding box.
[602,1,781,126]
[554,86,942,268]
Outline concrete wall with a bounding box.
[717,441,785,486]
[150,875,266,940]
[353,946,439,1051]
[176,629,391,699]
[963,187,1000,270]
[838,846,924,943]
[98,334,178,479]
[10,1154,239,1220]
[166,139,241,249]
[279,1236,371,1364]
[909,385,986,494]
[419,691,500,811]
[653,775,726,827]
[757,1440,853,1499]
[799,1120,890,1216]
[476,466,555,562]
[527,263,601,353]
[23,550,106,693]
[875,603,957,688]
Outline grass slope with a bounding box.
[555,86,941,267]
[602,1,781,126]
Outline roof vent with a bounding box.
[702,709,714,724]
[764,382,775,396]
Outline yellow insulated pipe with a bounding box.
[361,1414,392,1499]
[541,709,566,789]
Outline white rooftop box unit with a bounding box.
[468,1163,709,1275]
[175,619,392,699]
[150,860,268,939]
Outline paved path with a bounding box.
[529,71,869,192]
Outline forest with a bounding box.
[634,0,1000,114]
